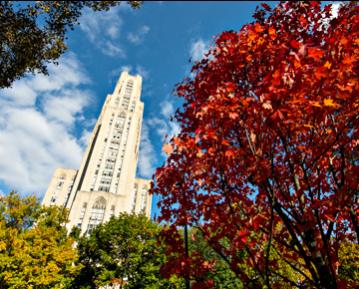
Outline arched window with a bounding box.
[87,197,106,234]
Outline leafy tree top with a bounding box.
[73,213,184,289]
[152,2,358,288]
[0,1,141,88]
[0,192,79,289]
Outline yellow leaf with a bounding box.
[268,27,276,36]
[310,101,322,108]
[247,32,256,43]
[253,23,264,33]
[324,61,332,69]
[162,143,173,155]
[324,98,340,108]
[196,150,204,158]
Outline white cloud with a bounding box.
[80,8,149,56]
[119,65,133,73]
[127,25,150,45]
[79,129,93,147]
[331,2,342,18]
[169,121,181,138]
[1,81,37,106]
[134,65,150,79]
[43,90,90,125]
[138,99,180,178]
[161,100,174,118]
[80,7,126,58]
[0,54,91,195]
[190,38,209,62]
[107,24,120,39]
[112,65,150,81]
[103,41,126,58]
[318,2,343,31]
[138,123,157,178]
[147,117,168,137]
[147,99,180,141]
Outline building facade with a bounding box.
[42,71,152,234]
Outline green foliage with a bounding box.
[169,227,314,288]
[0,191,79,289]
[338,241,359,287]
[73,213,184,289]
[0,1,142,88]
[189,229,243,288]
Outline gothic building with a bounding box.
[42,71,151,234]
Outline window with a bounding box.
[79,202,87,220]
[105,164,114,170]
[132,185,138,212]
[56,181,64,189]
[100,177,111,185]
[102,171,113,177]
[141,190,147,211]
[86,197,106,234]
[98,186,110,192]
[110,205,115,217]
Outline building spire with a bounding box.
[42,70,151,234]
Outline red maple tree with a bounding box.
[152,2,358,289]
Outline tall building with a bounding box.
[42,71,152,234]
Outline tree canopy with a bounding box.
[152,2,358,288]
[72,213,184,289]
[0,1,141,88]
[0,192,79,289]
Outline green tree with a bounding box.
[0,1,141,88]
[167,227,305,289]
[188,228,243,288]
[0,191,79,288]
[338,241,359,287]
[73,213,184,289]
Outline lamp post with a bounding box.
[184,222,190,289]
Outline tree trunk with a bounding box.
[315,261,338,289]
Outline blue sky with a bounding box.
[0,1,340,218]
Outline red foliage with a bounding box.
[152,2,358,288]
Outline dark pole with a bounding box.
[184,222,190,289]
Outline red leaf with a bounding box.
[307,47,324,60]
[324,214,336,222]
[225,150,235,158]
[154,2,357,286]
[261,3,271,11]
[290,39,301,49]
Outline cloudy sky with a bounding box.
[0,2,341,217]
